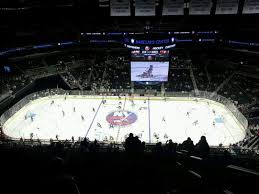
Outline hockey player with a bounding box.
[81,115,85,121]
[186,112,190,117]
[153,133,159,140]
[92,108,95,112]
[62,110,65,117]
[73,107,76,112]
[131,100,135,107]
[146,64,153,75]
[97,122,102,128]
[138,133,142,138]
[193,120,198,126]
[137,65,153,78]
[50,100,54,105]
[162,116,166,122]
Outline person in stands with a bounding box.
[195,136,210,158]
[182,137,195,154]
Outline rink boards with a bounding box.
[2,95,247,146]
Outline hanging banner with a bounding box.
[243,0,259,14]
[135,0,156,16]
[163,0,184,15]
[215,0,239,15]
[110,0,131,16]
[189,0,212,15]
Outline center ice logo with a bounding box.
[106,111,137,126]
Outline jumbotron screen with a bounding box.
[131,61,169,82]
[131,47,169,82]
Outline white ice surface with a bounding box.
[2,95,246,146]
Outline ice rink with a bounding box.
[2,95,246,146]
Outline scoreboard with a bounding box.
[130,47,169,82]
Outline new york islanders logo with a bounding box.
[106,111,137,126]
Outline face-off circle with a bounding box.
[106,111,137,126]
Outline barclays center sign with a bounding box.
[124,37,175,45]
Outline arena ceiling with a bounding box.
[1,0,259,15]
[0,0,259,48]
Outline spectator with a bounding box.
[165,139,177,153]
[89,139,100,152]
[154,142,163,153]
[125,133,134,152]
[80,137,89,151]
[44,157,80,194]
[195,136,210,158]
[124,133,142,153]
[141,141,146,152]
[182,137,195,154]
[133,136,141,152]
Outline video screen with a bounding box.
[131,61,169,82]
[131,47,169,82]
